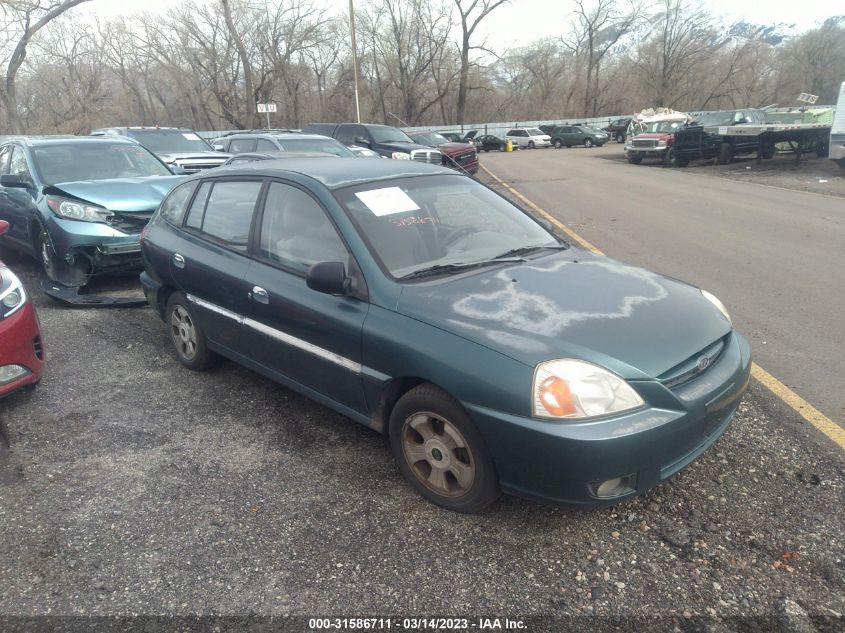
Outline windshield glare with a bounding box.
[636,121,681,134]
[412,132,448,146]
[276,138,356,157]
[527,128,544,136]
[33,143,173,183]
[370,127,414,144]
[128,130,212,153]
[335,175,560,279]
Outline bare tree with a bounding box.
[453,0,508,124]
[0,0,92,133]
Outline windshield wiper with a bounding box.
[398,257,526,280]
[492,244,569,259]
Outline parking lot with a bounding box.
[1,145,844,633]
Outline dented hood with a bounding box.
[44,176,185,213]
[396,250,732,379]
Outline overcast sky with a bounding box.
[81,0,840,49]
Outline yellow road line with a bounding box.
[481,163,845,453]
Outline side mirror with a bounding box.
[169,165,188,175]
[0,220,9,236]
[306,261,350,295]
[353,137,371,148]
[0,174,32,189]
[212,144,226,152]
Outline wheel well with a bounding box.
[373,376,430,435]
[156,285,176,319]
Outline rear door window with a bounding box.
[199,180,263,251]
[229,139,256,154]
[0,145,11,175]
[159,180,199,226]
[255,139,278,152]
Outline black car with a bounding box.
[223,152,339,166]
[473,134,507,152]
[673,110,767,166]
[603,118,633,143]
[302,123,442,165]
[90,127,230,173]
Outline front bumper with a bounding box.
[43,215,144,278]
[0,301,44,398]
[467,332,752,506]
[625,145,669,155]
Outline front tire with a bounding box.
[166,292,216,371]
[674,154,690,167]
[616,132,625,143]
[389,384,500,513]
[627,154,643,164]
[662,148,675,167]
[528,141,535,149]
[553,139,563,149]
[718,142,734,165]
[584,138,594,148]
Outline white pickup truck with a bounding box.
[831,81,845,169]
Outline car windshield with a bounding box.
[127,130,213,153]
[411,132,449,146]
[370,127,414,143]
[335,175,563,279]
[527,128,544,136]
[276,137,356,157]
[33,143,173,183]
[636,121,682,134]
[692,112,739,126]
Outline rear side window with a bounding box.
[229,139,256,154]
[159,181,198,226]
[0,146,11,174]
[255,139,277,151]
[184,180,262,251]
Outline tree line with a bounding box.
[1,0,843,135]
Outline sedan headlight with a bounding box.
[47,196,113,223]
[701,289,731,324]
[0,269,26,318]
[533,359,644,420]
[391,152,411,160]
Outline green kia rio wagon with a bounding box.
[140,158,751,513]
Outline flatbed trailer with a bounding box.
[707,122,832,164]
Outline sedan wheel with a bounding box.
[553,139,563,149]
[389,384,500,513]
[166,292,216,371]
[584,138,594,148]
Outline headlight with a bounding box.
[533,359,644,420]
[47,196,112,223]
[0,269,26,318]
[391,152,411,160]
[657,141,667,147]
[701,289,731,324]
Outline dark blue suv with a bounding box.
[0,137,183,303]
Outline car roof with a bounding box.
[194,156,455,189]
[3,136,142,147]
[225,133,337,141]
[91,127,194,133]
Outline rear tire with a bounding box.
[718,142,734,165]
[553,139,563,149]
[166,292,217,371]
[389,384,500,513]
[616,132,625,143]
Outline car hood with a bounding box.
[374,141,435,154]
[44,176,185,213]
[435,142,475,155]
[396,250,731,379]
[157,151,228,163]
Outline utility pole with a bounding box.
[349,0,361,123]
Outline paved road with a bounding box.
[481,145,845,430]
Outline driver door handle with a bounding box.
[249,286,269,304]
[173,253,185,269]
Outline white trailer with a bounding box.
[831,81,845,168]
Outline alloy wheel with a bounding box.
[170,305,198,361]
[401,411,476,497]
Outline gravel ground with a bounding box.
[1,245,844,632]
